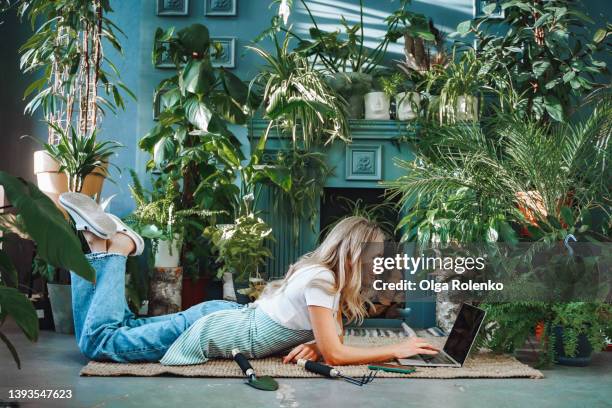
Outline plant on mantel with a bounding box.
[0,171,95,369]
[15,0,133,197]
[270,0,435,119]
[139,23,254,276]
[456,0,610,123]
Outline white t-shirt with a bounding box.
[255,264,340,331]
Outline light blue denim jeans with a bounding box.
[70,252,242,362]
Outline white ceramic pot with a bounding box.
[396,92,421,121]
[364,92,390,120]
[455,95,479,122]
[154,235,182,268]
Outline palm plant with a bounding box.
[386,98,612,246]
[248,32,349,149]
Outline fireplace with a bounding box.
[250,119,435,327]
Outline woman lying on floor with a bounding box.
[60,192,439,366]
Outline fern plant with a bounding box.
[127,171,222,251]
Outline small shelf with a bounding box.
[248,119,419,141]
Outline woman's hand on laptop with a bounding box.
[283,342,321,364]
[391,337,439,359]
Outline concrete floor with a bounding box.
[1,323,611,408]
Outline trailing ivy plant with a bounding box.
[0,171,95,368]
[455,0,610,123]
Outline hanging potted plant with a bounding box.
[18,0,134,203]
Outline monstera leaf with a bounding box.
[0,171,94,282]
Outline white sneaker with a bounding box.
[59,192,117,240]
[107,213,145,257]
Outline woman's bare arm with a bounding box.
[308,306,439,366]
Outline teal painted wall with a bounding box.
[98,0,475,215]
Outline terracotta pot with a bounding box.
[33,150,108,206]
[181,276,209,310]
[535,320,545,341]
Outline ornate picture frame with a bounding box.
[205,0,237,16]
[156,0,190,16]
[211,37,236,68]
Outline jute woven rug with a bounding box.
[80,332,544,379]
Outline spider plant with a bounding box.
[248,32,349,149]
[422,48,486,123]
[41,124,121,193]
[386,98,612,246]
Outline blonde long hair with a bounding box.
[262,216,385,324]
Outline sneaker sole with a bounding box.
[59,193,116,239]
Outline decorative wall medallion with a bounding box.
[205,0,237,16]
[346,144,382,181]
[157,0,189,16]
[474,0,504,19]
[210,37,236,68]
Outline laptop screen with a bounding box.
[443,303,486,365]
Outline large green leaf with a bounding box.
[181,59,215,95]
[184,97,213,130]
[0,172,94,281]
[219,68,249,106]
[210,93,247,125]
[544,95,564,122]
[177,24,210,56]
[0,286,38,342]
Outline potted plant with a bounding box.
[31,260,74,334]
[423,49,485,123]
[249,31,349,148]
[205,206,273,303]
[18,0,133,202]
[550,302,612,366]
[0,171,95,367]
[128,174,221,269]
[140,24,252,277]
[364,74,394,120]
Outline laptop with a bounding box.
[397,303,486,367]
